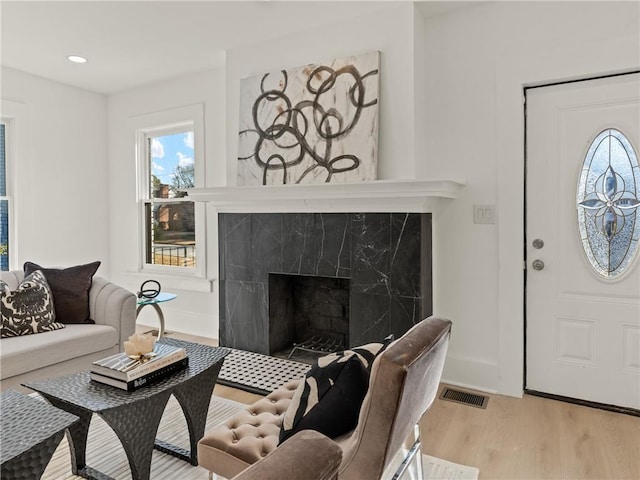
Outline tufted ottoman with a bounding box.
[198,379,300,479]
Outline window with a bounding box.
[137,113,205,278]
[577,128,640,278]
[144,128,195,268]
[0,121,10,271]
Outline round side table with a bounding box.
[136,292,177,339]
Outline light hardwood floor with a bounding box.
[420,387,640,479]
[152,327,640,480]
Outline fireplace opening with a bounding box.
[269,273,349,363]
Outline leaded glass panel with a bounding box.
[577,129,640,278]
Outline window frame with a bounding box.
[135,105,206,279]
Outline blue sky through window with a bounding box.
[150,131,194,187]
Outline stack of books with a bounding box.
[90,343,188,391]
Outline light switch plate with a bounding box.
[473,204,496,224]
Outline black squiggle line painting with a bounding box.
[237,51,380,186]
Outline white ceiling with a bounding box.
[1,1,478,95]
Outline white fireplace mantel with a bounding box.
[187,178,465,213]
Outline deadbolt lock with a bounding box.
[532,259,545,271]
[532,238,544,249]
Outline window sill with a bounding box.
[125,270,215,293]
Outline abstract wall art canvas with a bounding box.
[237,51,380,186]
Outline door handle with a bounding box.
[532,259,545,271]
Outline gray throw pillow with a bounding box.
[24,261,100,324]
[0,270,65,338]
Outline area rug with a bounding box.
[421,455,479,480]
[41,395,245,479]
[383,448,480,480]
[40,394,479,480]
[41,393,479,480]
[218,348,310,395]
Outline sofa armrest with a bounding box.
[231,430,342,480]
[0,270,23,289]
[89,277,136,351]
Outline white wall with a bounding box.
[107,1,639,396]
[224,1,639,395]
[0,67,110,275]
[107,70,226,338]
[111,2,419,340]
[421,1,640,394]
[16,0,636,395]
[225,3,417,184]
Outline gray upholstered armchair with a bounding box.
[0,270,136,391]
[198,316,452,480]
[230,430,342,480]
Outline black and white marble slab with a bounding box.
[219,212,432,354]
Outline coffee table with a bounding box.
[23,338,229,480]
[1,389,79,480]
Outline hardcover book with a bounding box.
[91,343,186,381]
[90,356,189,391]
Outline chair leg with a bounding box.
[412,424,424,480]
[390,424,423,480]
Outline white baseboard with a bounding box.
[441,353,506,395]
[138,308,218,339]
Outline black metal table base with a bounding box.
[23,340,228,480]
[0,390,79,480]
[1,430,66,480]
[153,439,191,464]
[45,390,173,480]
[77,465,116,480]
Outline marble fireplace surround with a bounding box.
[188,179,464,355]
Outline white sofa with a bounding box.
[0,270,137,391]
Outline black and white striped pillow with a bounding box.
[279,338,393,443]
[0,270,65,338]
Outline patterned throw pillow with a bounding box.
[279,337,394,444]
[0,270,65,338]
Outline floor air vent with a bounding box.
[439,388,489,409]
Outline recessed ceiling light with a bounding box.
[67,55,87,64]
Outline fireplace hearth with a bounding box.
[218,212,432,355]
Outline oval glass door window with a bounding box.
[577,129,640,278]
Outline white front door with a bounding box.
[526,73,640,410]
